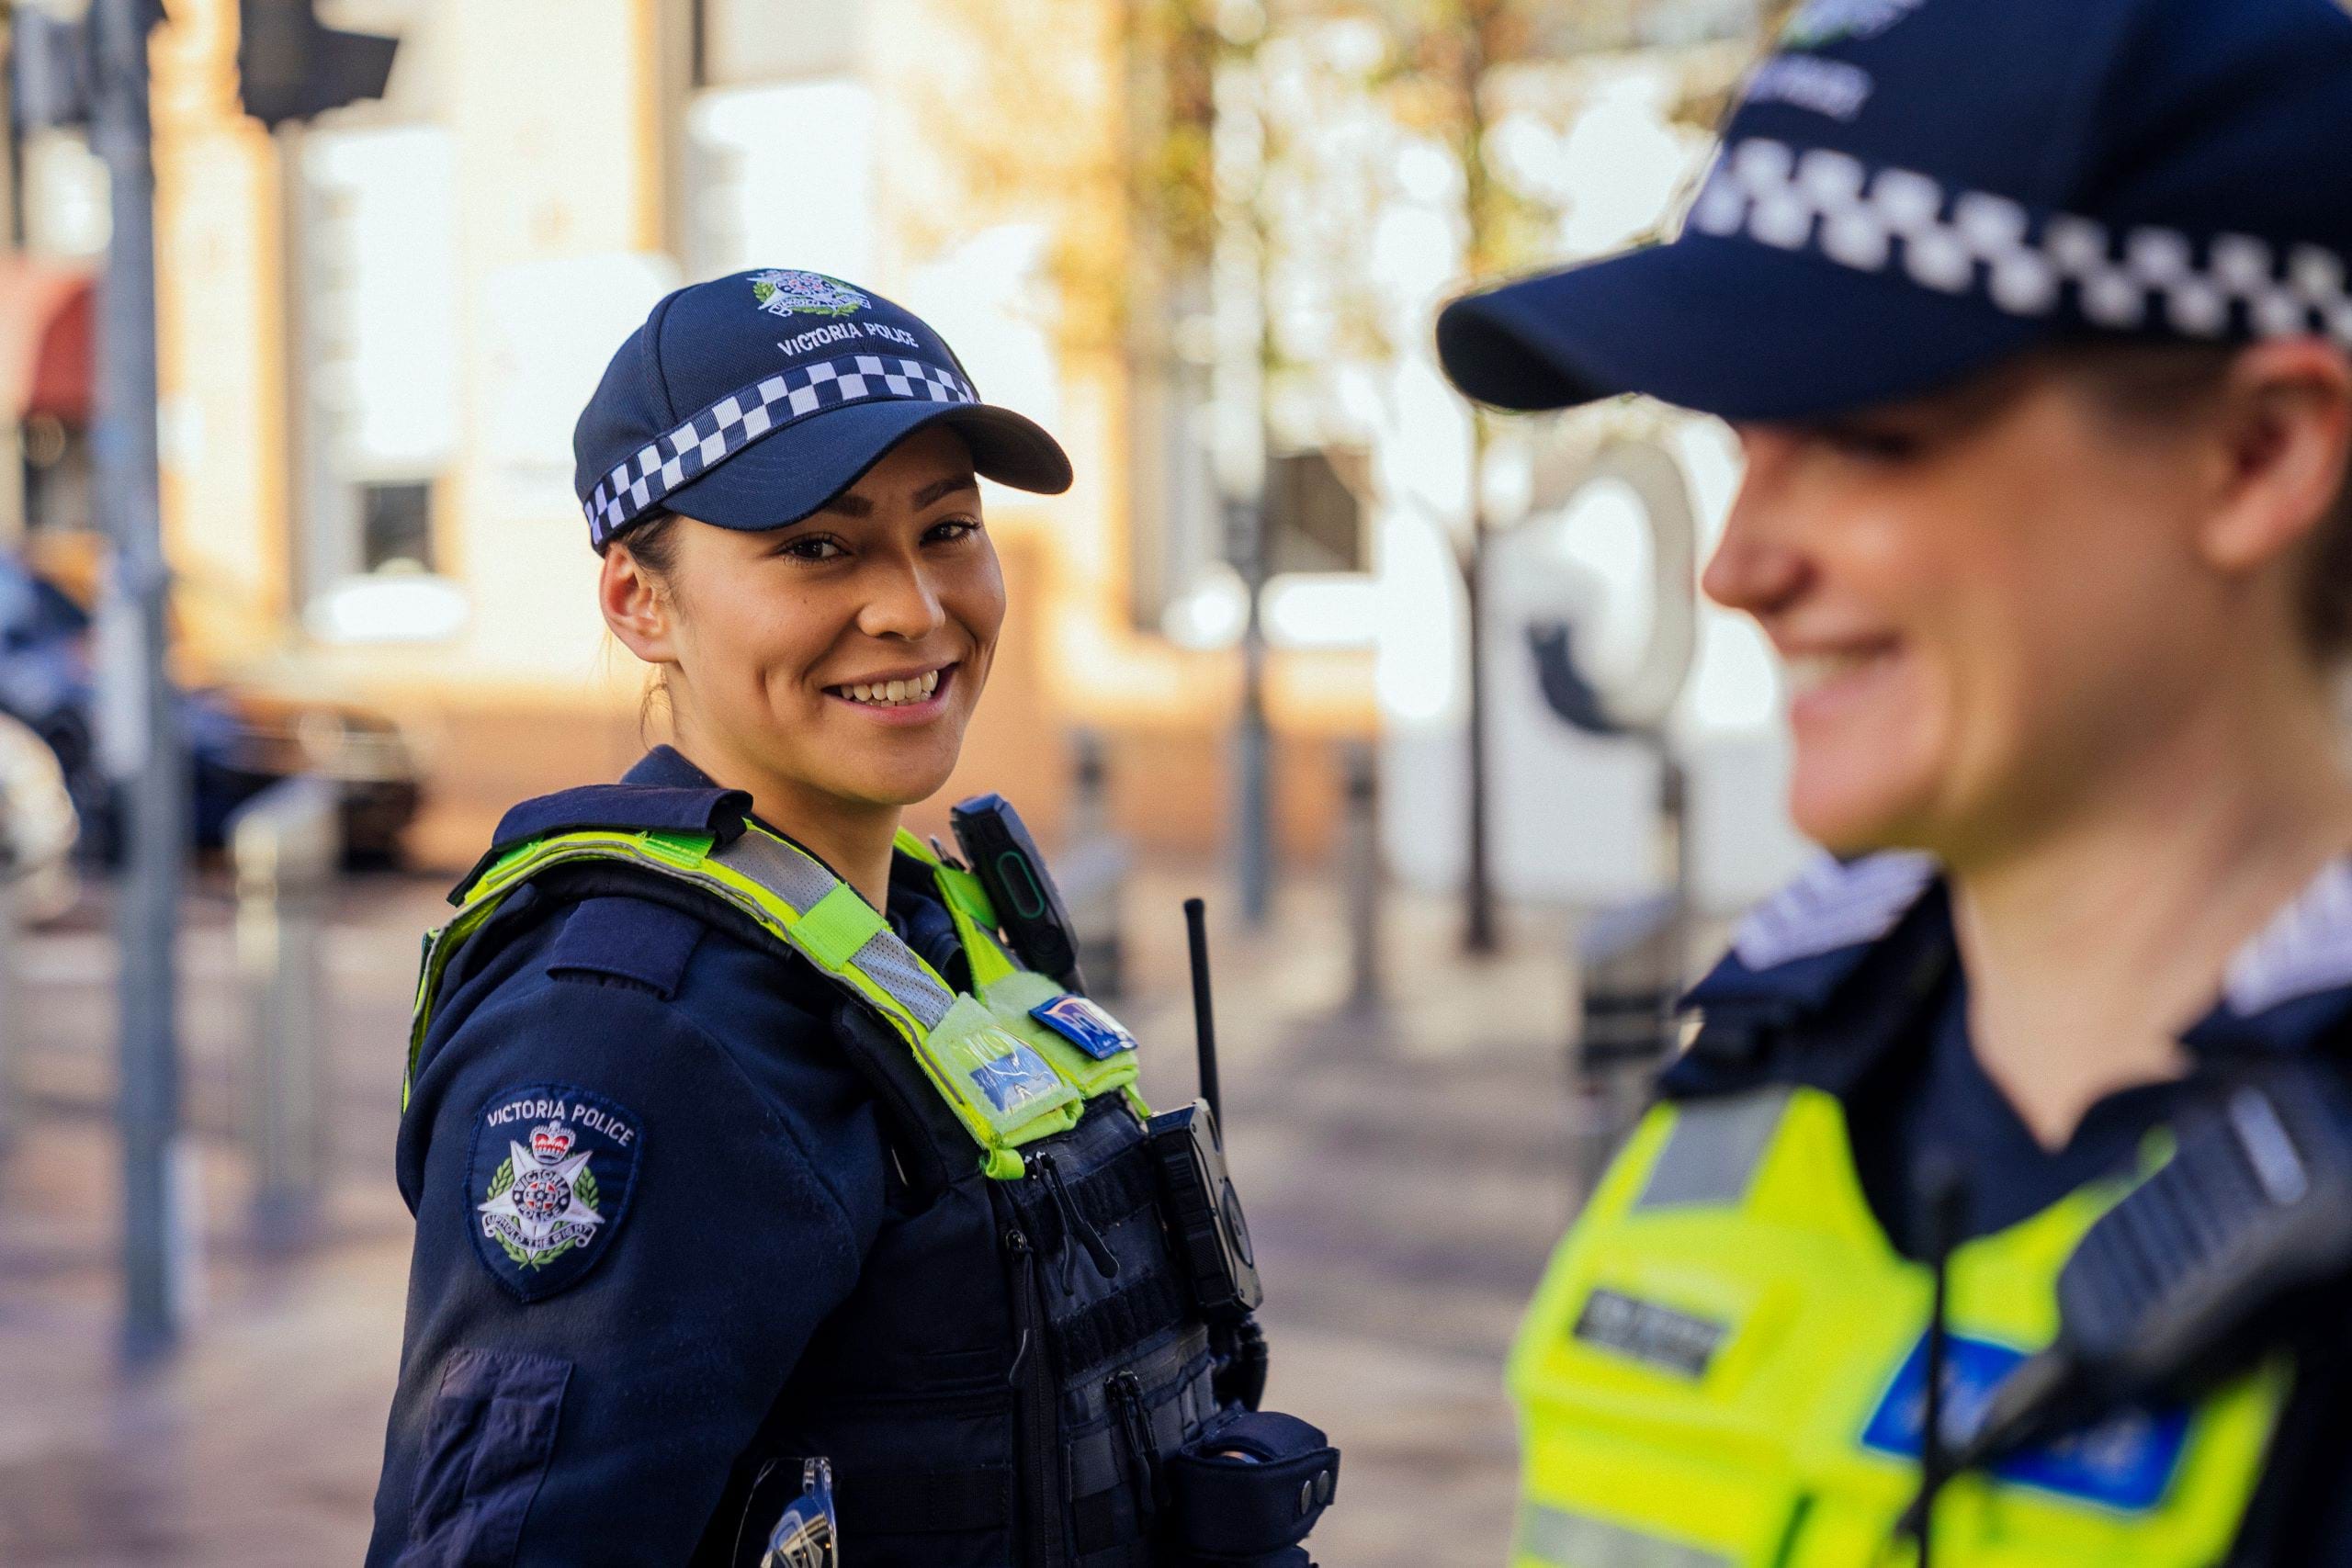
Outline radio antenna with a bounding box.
[1183,898,1223,1126]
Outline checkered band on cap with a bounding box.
[584,353,979,546]
[1688,138,2352,349]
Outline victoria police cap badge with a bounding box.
[467,1082,643,1301]
[749,270,871,321]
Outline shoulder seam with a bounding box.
[658,1000,871,1265]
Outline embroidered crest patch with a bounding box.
[750,270,871,320]
[467,1083,642,1302]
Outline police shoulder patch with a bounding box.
[466,1082,643,1302]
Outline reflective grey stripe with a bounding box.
[1516,1505,1734,1568]
[712,828,956,1029]
[711,828,841,912]
[1633,1089,1791,1212]
[849,926,956,1030]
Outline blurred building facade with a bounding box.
[1,0,1810,908]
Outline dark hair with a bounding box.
[612,509,684,577]
[2068,342,2352,665]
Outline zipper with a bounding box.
[1036,1151,1121,1292]
[1106,1369,1160,1529]
[1004,1225,1069,1568]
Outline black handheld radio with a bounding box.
[1897,1060,2352,1552]
[950,793,1087,995]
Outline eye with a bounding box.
[777,534,848,563]
[1816,421,1927,464]
[924,516,983,545]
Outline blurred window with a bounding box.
[692,0,860,88]
[17,130,108,261]
[684,81,876,284]
[19,415,90,538]
[360,480,434,573]
[297,123,460,622]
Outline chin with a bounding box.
[1788,761,1942,859]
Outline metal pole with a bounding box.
[1463,415,1498,954]
[1210,34,1272,928]
[0,876,18,1161]
[1232,499,1272,925]
[0,22,26,547]
[1342,740,1380,1010]
[89,0,186,1358]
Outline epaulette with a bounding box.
[1684,851,1939,1015]
[451,784,753,904]
[2220,858,2352,1019]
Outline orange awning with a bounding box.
[0,255,95,424]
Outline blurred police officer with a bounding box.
[1441,0,2352,1562]
[364,271,1336,1566]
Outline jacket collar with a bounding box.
[1672,851,2352,1095]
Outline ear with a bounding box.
[2202,339,2352,576]
[600,543,677,666]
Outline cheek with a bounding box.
[950,547,1007,663]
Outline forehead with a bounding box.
[839,424,978,497]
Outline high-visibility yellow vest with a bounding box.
[1510,1085,2290,1567]
[406,820,1146,1179]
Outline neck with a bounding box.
[670,729,902,911]
[1945,675,2352,1149]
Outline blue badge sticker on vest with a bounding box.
[1030,994,1139,1061]
[970,1045,1063,1113]
[466,1082,642,1303]
[1861,1332,2189,1512]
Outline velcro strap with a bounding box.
[1165,1413,1339,1562]
[1057,1270,1190,1375]
[837,1465,1013,1535]
[1041,1141,1160,1259]
[795,882,888,971]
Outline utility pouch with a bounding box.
[1163,1411,1339,1566]
[1148,1100,1264,1317]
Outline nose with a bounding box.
[855,548,948,641]
[1702,426,1812,619]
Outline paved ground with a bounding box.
[0,862,1627,1567]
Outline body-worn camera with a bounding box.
[1148,1098,1263,1318]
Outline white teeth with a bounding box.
[1785,649,1886,696]
[836,668,946,706]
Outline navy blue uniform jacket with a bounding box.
[367,749,970,1566]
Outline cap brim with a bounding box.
[1436,233,2053,423]
[650,397,1073,534]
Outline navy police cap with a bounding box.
[573,269,1072,550]
[1438,0,2352,423]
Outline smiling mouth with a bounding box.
[825,663,955,708]
[1784,643,1899,700]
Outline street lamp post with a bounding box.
[86,0,186,1359]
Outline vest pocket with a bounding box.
[1159,1409,1340,1567]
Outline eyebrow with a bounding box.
[816,472,979,519]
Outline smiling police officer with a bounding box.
[363,271,1338,1567]
[1440,0,2352,1562]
